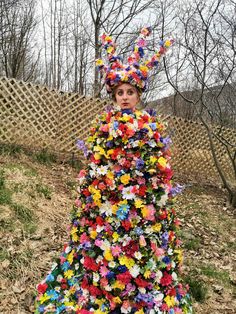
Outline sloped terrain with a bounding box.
[0,149,235,314]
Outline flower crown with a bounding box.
[96,27,174,93]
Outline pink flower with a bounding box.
[99,265,109,277]
[111,245,122,256]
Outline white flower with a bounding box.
[122,186,136,200]
[100,239,111,251]
[108,261,116,268]
[156,193,168,206]
[154,293,164,302]
[89,169,96,177]
[130,265,140,278]
[134,251,142,260]
[93,273,100,282]
[96,256,103,263]
[138,287,146,294]
[65,246,71,254]
[155,270,163,283]
[99,200,112,216]
[97,165,108,175]
[172,271,178,281]
[96,225,104,232]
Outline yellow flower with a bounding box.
[107,46,114,54]
[120,174,130,185]
[165,39,171,48]
[119,256,135,269]
[158,157,167,168]
[106,171,114,179]
[65,301,76,307]
[141,206,150,218]
[135,309,144,314]
[164,295,175,307]
[152,223,162,232]
[70,227,79,242]
[67,249,74,265]
[112,204,118,214]
[112,232,119,242]
[144,270,151,279]
[104,250,113,261]
[150,156,157,164]
[94,152,101,160]
[96,59,104,66]
[174,249,183,263]
[134,199,144,208]
[113,296,122,304]
[112,281,125,290]
[107,149,114,156]
[90,230,97,239]
[64,269,74,279]
[39,293,50,304]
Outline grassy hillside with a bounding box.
[0,145,235,313]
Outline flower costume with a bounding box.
[35,107,192,313]
[35,27,192,314]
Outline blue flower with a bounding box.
[113,121,119,130]
[116,204,130,220]
[106,271,116,280]
[136,158,144,170]
[46,273,55,282]
[47,289,59,301]
[61,261,70,271]
[117,265,127,273]
[162,256,171,264]
[149,123,157,130]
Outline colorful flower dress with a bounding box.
[35,107,192,314]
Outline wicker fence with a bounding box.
[0,77,235,182]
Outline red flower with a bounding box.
[82,188,91,197]
[96,216,104,226]
[37,282,48,294]
[153,131,160,141]
[89,285,102,296]
[84,256,99,271]
[160,272,172,286]
[76,310,92,314]
[121,220,132,231]
[138,185,147,196]
[92,179,100,186]
[135,276,150,288]
[123,240,139,256]
[117,271,132,284]
[158,210,167,220]
[81,277,89,289]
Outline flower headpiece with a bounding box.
[96,27,174,93]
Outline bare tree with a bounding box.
[164,0,236,208]
[0,0,38,80]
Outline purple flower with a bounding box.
[161,136,172,149]
[136,158,144,170]
[76,140,89,157]
[170,184,185,197]
[145,108,157,116]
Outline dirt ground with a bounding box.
[0,152,235,314]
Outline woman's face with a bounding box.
[114,83,140,110]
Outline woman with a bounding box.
[35,28,192,314]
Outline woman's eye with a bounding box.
[117,91,123,96]
[128,91,134,95]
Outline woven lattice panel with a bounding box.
[0,77,61,149]
[162,115,236,181]
[56,93,109,152]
